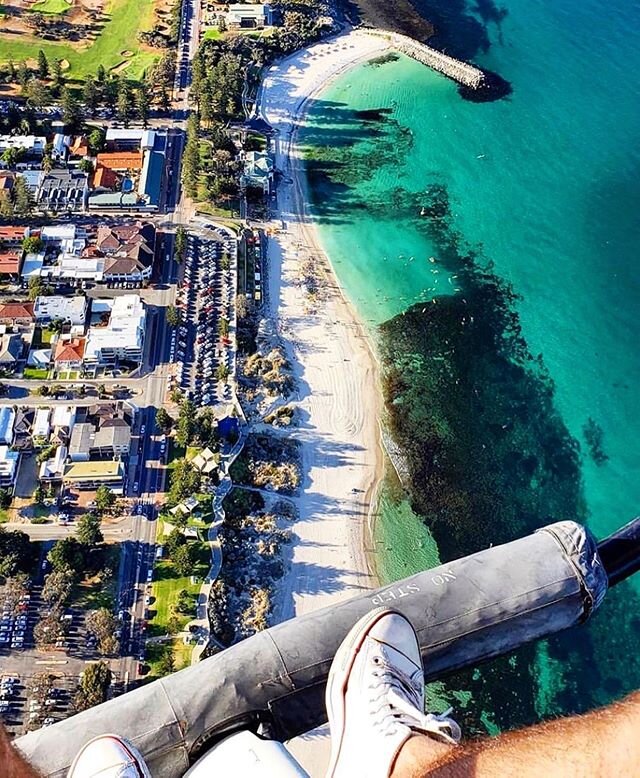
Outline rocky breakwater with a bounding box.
[364,29,485,89]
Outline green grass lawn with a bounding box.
[148,559,201,636]
[0,0,158,81]
[32,0,71,13]
[23,367,49,380]
[40,329,53,345]
[0,509,8,524]
[203,28,221,40]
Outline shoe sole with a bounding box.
[67,734,153,778]
[325,607,403,778]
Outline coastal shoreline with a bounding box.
[257,31,392,774]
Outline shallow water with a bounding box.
[300,0,640,731]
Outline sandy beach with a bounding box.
[256,30,391,774]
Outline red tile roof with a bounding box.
[96,151,143,171]
[0,302,34,321]
[0,250,21,275]
[93,165,119,190]
[54,337,85,364]
[0,226,25,243]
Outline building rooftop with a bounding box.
[0,302,34,321]
[0,250,22,275]
[0,226,26,242]
[52,406,76,429]
[0,135,46,154]
[64,460,123,480]
[54,337,86,364]
[105,129,156,149]
[96,151,143,172]
[34,295,87,325]
[33,408,51,438]
[0,446,19,479]
[85,294,145,361]
[69,422,93,457]
[21,252,45,280]
[0,333,23,363]
[93,424,131,451]
[0,407,15,444]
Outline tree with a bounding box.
[215,364,230,382]
[0,528,33,579]
[166,305,181,328]
[96,64,106,84]
[88,128,106,155]
[82,78,98,113]
[0,488,10,508]
[175,399,197,447]
[173,542,194,576]
[116,79,132,126]
[37,50,49,80]
[135,86,150,127]
[75,661,111,711]
[17,61,29,87]
[25,79,49,111]
[28,277,45,301]
[168,459,201,507]
[156,646,175,676]
[181,114,201,199]
[34,608,67,649]
[176,588,194,614]
[165,527,186,557]
[76,513,103,546]
[218,317,230,339]
[78,158,93,174]
[22,236,44,254]
[95,485,116,512]
[155,407,174,433]
[42,568,73,606]
[86,608,119,655]
[51,58,63,89]
[47,538,85,576]
[14,177,34,217]
[174,226,187,263]
[61,85,82,129]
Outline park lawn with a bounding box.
[71,545,121,610]
[203,28,221,40]
[32,0,71,13]
[23,367,49,380]
[148,559,200,635]
[0,0,158,81]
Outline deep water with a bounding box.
[299,0,640,732]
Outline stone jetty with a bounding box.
[365,29,485,89]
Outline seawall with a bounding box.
[363,29,486,89]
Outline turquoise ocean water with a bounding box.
[300,0,640,731]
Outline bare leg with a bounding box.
[391,690,640,778]
[1,724,42,778]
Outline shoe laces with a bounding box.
[369,655,461,745]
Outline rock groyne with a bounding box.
[364,29,485,89]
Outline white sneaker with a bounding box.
[325,608,461,778]
[68,735,152,778]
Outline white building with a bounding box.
[84,294,146,364]
[52,405,76,430]
[0,446,19,489]
[34,295,88,328]
[39,445,67,482]
[33,408,51,439]
[105,129,156,150]
[0,135,46,157]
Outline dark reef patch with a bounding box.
[377,182,640,731]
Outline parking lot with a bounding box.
[170,228,237,407]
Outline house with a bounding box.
[240,151,274,194]
[51,405,76,435]
[12,408,34,452]
[68,136,89,158]
[222,3,272,29]
[0,301,34,327]
[34,296,88,329]
[37,170,88,212]
[92,420,131,458]
[53,337,86,370]
[0,446,19,489]
[84,295,146,365]
[32,408,51,440]
[0,135,46,158]
[69,422,93,462]
[27,348,51,368]
[95,151,143,173]
[96,222,155,283]
[63,460,124,492]
[0,333,23,365]
[0,407,15,445]
[0,227,26,280]
[39,445,67,483]
[52,133,72,162]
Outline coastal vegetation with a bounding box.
[207,488,292,646]
[230,435,301,494]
